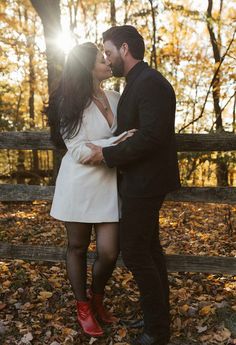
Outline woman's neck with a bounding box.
[93,80,104,98]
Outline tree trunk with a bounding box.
[110,0,120,92]
[233,93,236,133]
[206,0,228,186]
[30,0,65,183]
[30,0,64,95]
[16,151,25,184]
[110,0,116,26]
[149,0,158,69]
[25,9,40,184]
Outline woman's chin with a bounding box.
[102,73,112,81]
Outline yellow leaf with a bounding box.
[0,264,9,272]
[62,327,77,336]
[199,305,215,316]
[122,273,133,286]
[180,304,189,313]
[38,291,53,300]
[44,313,53,320]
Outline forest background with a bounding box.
[0,1,236,345]
[0,0,235,187]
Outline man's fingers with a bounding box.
[81,158,90,164]
[86,143,97,149]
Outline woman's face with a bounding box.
[92,50,112,82]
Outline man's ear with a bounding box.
[120,43,129,57]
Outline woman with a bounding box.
[47,42,133,337]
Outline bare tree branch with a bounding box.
[178,28,236,133]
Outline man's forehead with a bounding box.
[104,40,117,51]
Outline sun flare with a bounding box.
[55,31,76,54]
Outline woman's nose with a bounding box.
[105,57,111,66]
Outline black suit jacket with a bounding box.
[103,61,181,198]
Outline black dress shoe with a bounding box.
[119,318,144,329]
[128,319,145,329]
[130,332,168,345]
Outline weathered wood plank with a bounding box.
[0,242,235,274]
[0,131,236,151]
[0,184,55,201]
[0,184,235,203]
[165,186,236,204]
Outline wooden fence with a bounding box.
[0,131,236,274]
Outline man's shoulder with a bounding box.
[137,66,174,94]
[140,66,169,83]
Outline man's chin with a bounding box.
[111,68,124,77]
[112,72,124,77]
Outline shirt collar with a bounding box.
[125,61,147,83]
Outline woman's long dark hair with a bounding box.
[46,42,99,147]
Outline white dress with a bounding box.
[50,90,124,223]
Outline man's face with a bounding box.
[104,40,125,77]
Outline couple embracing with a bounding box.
[49,25,180,345]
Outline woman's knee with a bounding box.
[67,242,89,257]
[98,249,119,265]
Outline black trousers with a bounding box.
[120,196,170,341]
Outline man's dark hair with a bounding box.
[102,25,145,60]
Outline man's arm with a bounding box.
[65,131,129,164]
[81,130,137,165]
[103,77,176,168]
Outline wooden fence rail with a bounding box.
[0,184,235,203]
[0,131,235,273]
[0,242,235,274]
[0,131,236,151]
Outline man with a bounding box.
[83,25,181,345]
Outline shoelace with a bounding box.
[133,333,158,345]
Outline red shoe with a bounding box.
[89,289,119,324]
[76,300,103,337]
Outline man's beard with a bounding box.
[110,56,124,77]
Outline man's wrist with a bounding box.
[101,148,106,164]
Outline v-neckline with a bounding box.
[93,91,115,130]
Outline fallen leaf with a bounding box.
[20,332,33,344]
[0,303,7,310]
[199,305,215,316]
[214,327,231,341]
[118,328,127,338]
[196,325,207,333]
[38,291,53,300]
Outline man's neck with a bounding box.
[124,59,141,77]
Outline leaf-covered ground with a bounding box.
[0,201,235,345]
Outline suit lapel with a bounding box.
[118,61,148,110]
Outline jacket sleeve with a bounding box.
[103,77,176,168]
[64,129,128,163]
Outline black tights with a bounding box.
[65,222,119,301]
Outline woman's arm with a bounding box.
[64,131,131,163]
